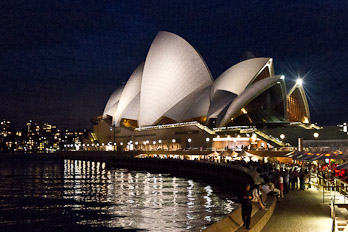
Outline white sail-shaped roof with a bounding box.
[287,83,310,123]
[163,86,211,122]
[218,76,283,127]
[119,93,140,121]
[103,86,124,118]
[113,63,144,126]
[139,31,213,126]
[212,58,272,96]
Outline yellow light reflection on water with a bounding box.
[61,159,237,231]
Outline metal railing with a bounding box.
[331,196,335,232]
[318,175,348,204]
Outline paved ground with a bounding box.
[262,188,333,232]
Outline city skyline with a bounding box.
[1,1,348,130]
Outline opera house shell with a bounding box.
[98,31,310,132]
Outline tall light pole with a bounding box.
[206,137,210,150]
[314,132,319,149]
[188,138,192,149]
[280,134,285,147]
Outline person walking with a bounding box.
[289,170,294,190]
[300,171,305,191]
[241,183,253,229]
[284,171,290,194]
[278,173,284,198]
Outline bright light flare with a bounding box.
[296,78,303,85]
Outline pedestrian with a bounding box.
[278,173,284,198]
[300,171,305,191]
[284,171,290,194]
[252,184,266,210]
[289,170,295,190]
[241,183,253,229]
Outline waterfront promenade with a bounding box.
[261,188,332,232]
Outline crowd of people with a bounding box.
[238,160,315,230]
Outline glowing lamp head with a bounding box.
[314,132,319,138]
[188,138,192,143]
[280,134,285,140]
[296,78,303,86]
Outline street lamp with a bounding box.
[280,134,285,140]
[188,138,192,149]
[172,139,176,150]
[314,132,319,139]
[205,138,210,150]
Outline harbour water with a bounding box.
[0,156,238,231]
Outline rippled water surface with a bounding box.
[0,157,237,231]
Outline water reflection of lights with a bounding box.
[0,159,238,231]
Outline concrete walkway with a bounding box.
[262,188,332,232]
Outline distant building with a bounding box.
[0,119,91,153]
[0,120,14,152]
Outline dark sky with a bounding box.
[1,0,348,130]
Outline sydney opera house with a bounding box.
[92,31,312,152]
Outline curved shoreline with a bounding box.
[1,151,275,231]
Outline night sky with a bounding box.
[1,0,348,130]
